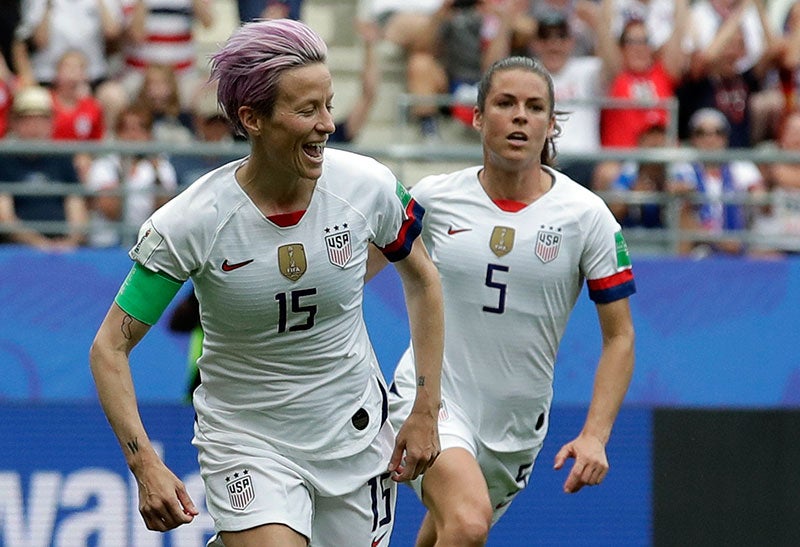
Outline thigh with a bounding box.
[216,523,307,547]
[312,471,397,547]
[419,446,492,525]
[478,444,541,524]
[196,428,314,541]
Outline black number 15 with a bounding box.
[274,288,317,332]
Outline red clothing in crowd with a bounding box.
[51,93,104,140]
[601,61,676,147]
[0,80,11,138]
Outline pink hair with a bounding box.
[209,19,327,136]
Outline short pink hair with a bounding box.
[210,19,327,136]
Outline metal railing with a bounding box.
[2,139,800,255]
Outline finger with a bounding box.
[563,469,586,493]
[165,498,194,525]
[553,444,572,470]
[177,488,199,517]
[388,442,405,473]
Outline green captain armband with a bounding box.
[114,263,184,325]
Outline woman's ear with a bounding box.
[238,106,261,136]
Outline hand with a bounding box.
[134,460,199,531]
[553,433,609,493]
[388,409,440,482]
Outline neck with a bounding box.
[478,163,552,204]
[236,157,315,216]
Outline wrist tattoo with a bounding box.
[417,375,425,387]
[126,437,139,455]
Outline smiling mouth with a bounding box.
[302,142,325,162]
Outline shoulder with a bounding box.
[319,148,398,199]
[322,148,395,182]
[550,167,607,208]
[411,166,481,204]
[151,158,245,235]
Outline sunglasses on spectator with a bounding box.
[622,36,649,46]
[538,30,569,40]
[692,127,727,137]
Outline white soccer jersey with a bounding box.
[130,148,422,462]
[392,165,635,452]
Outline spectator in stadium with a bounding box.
[599,0,689,150]
[88,19,443,547]
[370,56,636,546]
[671,107,765,256]
[170,83,239,188]
[50,50,106,181]
[84,104,178,247]
[132,63,195,143]
[118,0,214,106]
[0,86,87,249]
[238,0,304,21]
[11,0,123,88]
[518,0,598,57]
[607,118,671,229]
[677,0,781,147]
[367,0,445,139]
[323,18,382,144]
[750,109,800,256]
[521,8,616,187]
[0,53,13,138]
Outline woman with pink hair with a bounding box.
[89,19,444,547]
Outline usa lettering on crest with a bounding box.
[535,229,561,263]
[325,230,352,267]
[226,471,255,511]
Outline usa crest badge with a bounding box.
[490,226,515,257]
[535,228,562,263]
[324,225,352,267]
[278,243,307,281]
[226,469,255,511]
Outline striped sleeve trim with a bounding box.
[380,198,424,262]
[587,268,636,304]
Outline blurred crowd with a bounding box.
[0,0,799,257]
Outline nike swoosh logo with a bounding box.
[447,226,472,235]
[221,258,254,272]
[372,532,387,547]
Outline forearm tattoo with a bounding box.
[120,314,134,340]
[417,375,426,387]
[126,437,140,455]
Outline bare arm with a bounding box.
[96,0,122,40]
[192,0,214,29]
[60,193,89,247]
[387,237,443,482]
[596,0,623,86]
[11,39,37,87]
[553,296,635,493]
[0,192,66,249]
[342,19,381,142]
[127,0,149,45]
[89,302,198,530]
[660,0,689,81]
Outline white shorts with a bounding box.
[197,420,397,547]
[390,386,541,524]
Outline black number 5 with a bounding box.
[483,264,508,314]
[274,288,317,332]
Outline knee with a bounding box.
[438,506,491,546]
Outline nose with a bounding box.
[512,103,528,124]
[318,108,335,134]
